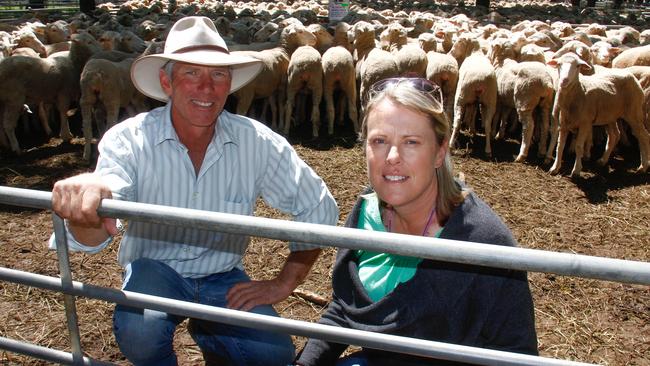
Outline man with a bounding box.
[50,16,338,366]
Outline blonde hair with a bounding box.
[360,78,466,221]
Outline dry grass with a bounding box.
[1,128,649,365]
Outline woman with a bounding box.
[296,78,538,365]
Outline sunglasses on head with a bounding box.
[370,77,443,104]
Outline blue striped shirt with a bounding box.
[50,103,339,278]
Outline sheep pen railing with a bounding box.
[1,185,649,366]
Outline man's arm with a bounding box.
[226,248,321,311]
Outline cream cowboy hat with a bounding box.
[131,16,262,102]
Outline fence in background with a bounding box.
[1,185,649,365]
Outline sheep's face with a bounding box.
[549,54,591,89]
[590,42,620,66]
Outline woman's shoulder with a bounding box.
[444,191,518,247]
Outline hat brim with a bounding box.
[131,51,263,102]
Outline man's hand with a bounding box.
[51,173,117,245]
[226,249,321,311]
[226,278,293,311]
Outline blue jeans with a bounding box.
[113,258,295,366]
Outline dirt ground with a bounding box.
[0,118,649,366]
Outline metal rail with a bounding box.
[2,186,650,285]
[0,266,596,366]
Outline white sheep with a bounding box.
[488,39,555,162]
[321,45,358,135]
[448,34,480,67]
[231,48,290,131]
[425,51,458,123]
[283,45,323,137]
[626,66,650,130]
[590,41,622,67]
[418,33,437,53]
[519,43,547,64]
[394,44,427,77]
[0,32,101,154]
[306,23,333,54]
[15,30,70,57]
[348,21,398,109]
[231,23,317,132]
[612,44,650,68]
[547,53,650,177]
[450,50,498,157]
[79,57,148,161]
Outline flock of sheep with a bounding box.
[0,0,649,177]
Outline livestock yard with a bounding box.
[1,0,650,365]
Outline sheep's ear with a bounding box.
[547,59,559,68]
[579,62,593,73]
[610,47,622,56]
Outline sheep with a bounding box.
[626,66,650,129]
[321,45,358,135]
[14,30,46,57]
[640,30,650,46]
[0,32,101,154]
[519,43,547,64]
[425,51,458,123]
[612,45,650,68]
[0,31,14,59]
[448,34,480,67]
[590,41,622,67]
[418,33,437,53]
[552,40,595,75]
[118,30,147,53]
[79,57,148,161]
[394,44,427,77]
[283,45,323,137]
[488,39,555,163]
[351,22,399,109]
[306,23,333,54]
[449,50,498,157]
[434,27,455,53]
[378,23,408,52]
[44,20,71,44]
[15,30,70,57]
[11,47,41,58]
[231,48,290,131]
[253,22,279,43]
[546,53,650,177]
[98,30,122,51]
[332,21,352,53]
[231,23,316,132]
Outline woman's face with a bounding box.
[365,98,448,212]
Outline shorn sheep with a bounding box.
[612,44,650,68]
[450,49,498,157]
[321,45,358,135]
[425,51,458,123]
[283,45,323,137]
[488,39,555,162]
[0,32,100,154]
[232,23,316,132]
[79,57,148,161]
[547,53,650,177]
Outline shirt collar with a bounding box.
[154,103,238,147]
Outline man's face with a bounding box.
[159,62,232,129]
